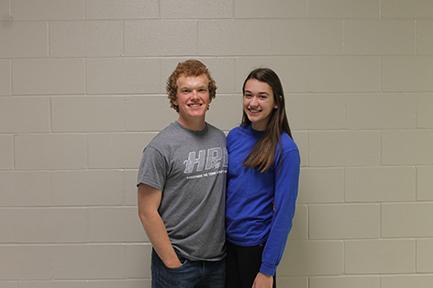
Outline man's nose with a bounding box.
[191,89,199,98]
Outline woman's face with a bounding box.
[243,79,275,131]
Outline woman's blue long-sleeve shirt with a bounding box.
[226,125,300,276]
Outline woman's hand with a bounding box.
[252,272,273,288]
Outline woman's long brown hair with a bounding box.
[242,68,293,172]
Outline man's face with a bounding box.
[174,74,211,122]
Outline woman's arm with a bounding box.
[260,148,300,276]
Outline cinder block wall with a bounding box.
[1,0,433,287]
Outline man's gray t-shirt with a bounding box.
[137,121,227,261]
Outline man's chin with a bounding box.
[180,111,206,119]
[187,109,207,116]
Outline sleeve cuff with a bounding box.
[259,262,276,276]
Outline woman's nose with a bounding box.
[249,96,258,106]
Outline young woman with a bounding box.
[225,68,300,288]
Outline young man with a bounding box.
[137,59,227,288]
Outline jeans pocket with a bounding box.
[166,259,189,271]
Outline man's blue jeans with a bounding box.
[151,250,225,288]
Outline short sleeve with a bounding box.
[137,146,168,190]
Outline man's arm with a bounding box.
[137,183,182,268]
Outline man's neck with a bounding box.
[177,117,206,131]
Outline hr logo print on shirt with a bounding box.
[183,147,227,179]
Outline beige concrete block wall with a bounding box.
[0,0,432,287]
